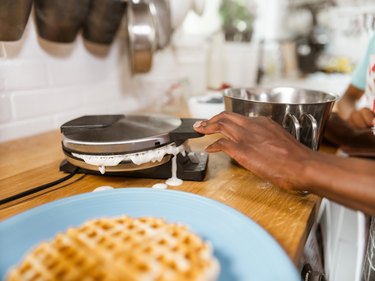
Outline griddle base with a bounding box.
[60,152,208,181]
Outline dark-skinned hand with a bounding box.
[347,107,375,129]
[193,111,315,191]
[324,112,375,156]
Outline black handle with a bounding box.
[169,118,204,142]
[61,114,124,134]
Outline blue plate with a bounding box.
[0,188,300,280]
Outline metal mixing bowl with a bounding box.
[224,87,338,150]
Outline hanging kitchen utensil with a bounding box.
[34,0,91,43]
[127,0,156,73]
[0,0,33,41]
[149,0,172,49]
[83,0,126,45]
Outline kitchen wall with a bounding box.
[2,0,374,142]
[249,0,375,96]
[0,14,143,142]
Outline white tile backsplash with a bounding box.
[0,43,6,60]
[45,43,119,87]
[3,18,46,59]
[0,94,12,123]
[52,109,95,130]
[81,82,122,106]
[0,116,53,142]
[101,97,140,114]
[12,88,83,119]
[0,59,48,90]
[0,12,143,142]
[55,96,139,124]
[0,78,5,91]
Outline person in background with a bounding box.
[337,32,375,129]
[192,111,375,280]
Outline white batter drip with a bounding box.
[92,186,114,192]
[72,143,185,175]
[152,183,168,189]
[165,155,183,186]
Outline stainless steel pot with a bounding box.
[83,0,126,45]
[149,0,172,49]
[0,0,33,41]
[224,87,338,150]
[127,0,156,73]
[34,0,91,43]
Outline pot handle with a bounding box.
[300,113,319,151]
[169,118,204,143]
[282,113,301,141]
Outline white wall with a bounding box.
[0,13,144,142]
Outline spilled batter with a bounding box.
[73,143,186,187]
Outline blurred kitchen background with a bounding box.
[0,0,375,142]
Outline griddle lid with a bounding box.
[60,115,202,154]
[61,115,124,133]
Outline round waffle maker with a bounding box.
[60,114,208,181]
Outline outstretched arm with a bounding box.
[193,112,375,215]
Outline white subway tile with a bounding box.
[82,82,123,106]
[47,53,117,87]
[5,19,85,60]
[0,116,53,143]
[77,35,121,63]
[87,97,141,114]
[0,94,12,123]
[0,19,140,141]
[109,97,141,113]
[12,88,83,120]
[53,93,141,128]
[3,18,47,59]
[0,60,48,90]
[0,43,6,60]
[70,96,138,115]
[48,61,93,87]
[53,109,91,129]
[52,106,109,128]
[54,107,111,128]
[38,39,79,62]
[0,78,5,91]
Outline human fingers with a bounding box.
[194,111,275,134]
[348,110,370,129]
[359,108,375,127]
[204,137,235,153]
[205,137,251,167]
[196,111,253,130]
[193,113,250,143]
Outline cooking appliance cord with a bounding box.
[0,168,79,206]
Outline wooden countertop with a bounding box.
[0,130,321,265]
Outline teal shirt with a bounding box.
[352,33,375,90]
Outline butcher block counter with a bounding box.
[0,129,323,265]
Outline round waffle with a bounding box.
[6,216,220,281]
